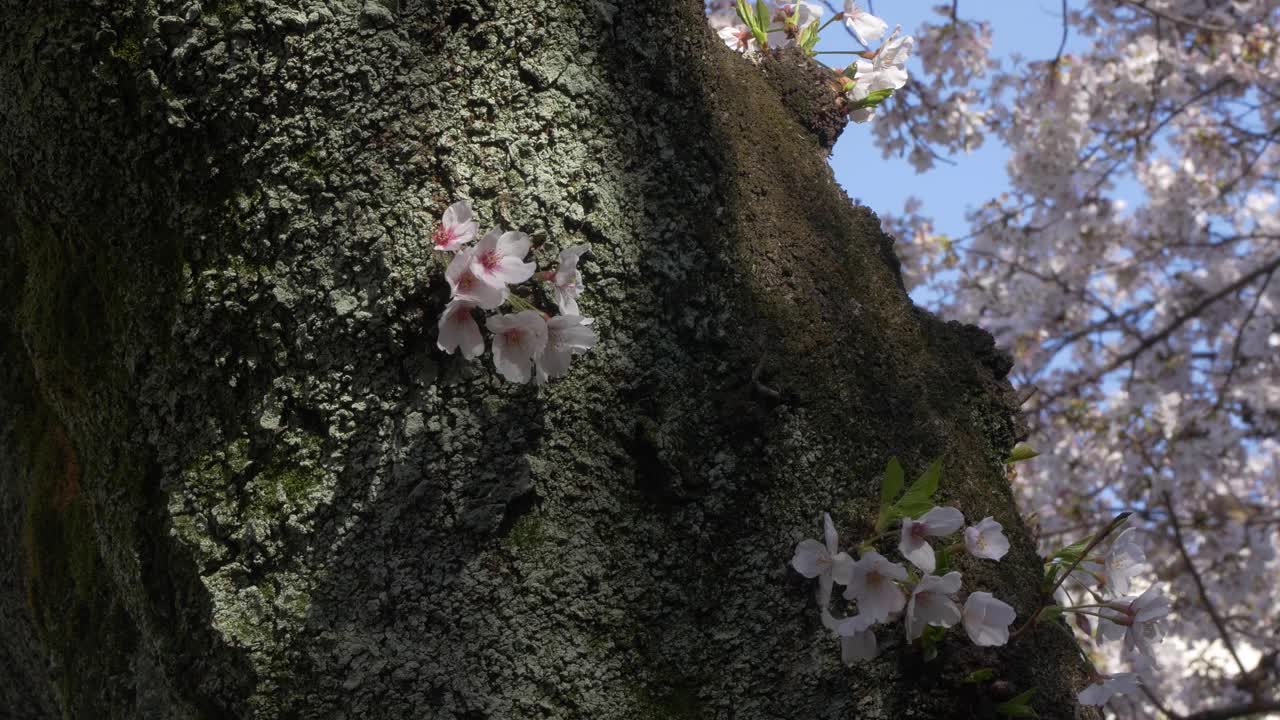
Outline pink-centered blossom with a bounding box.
[486,310,548,384]
[842,550,907,622]
[431,201,478,252]
[534,315,597,384]
[718,24,757,54]
[792,513,854,602]
[961,591,1016,646]
[906,571,962,641]
[899,506,964,574]
[964,516,1010,561]
[446,247,507,309]
[843,1,887,47]
[471,229,536,289]
[1097,584,1171,660]
[437,300,484,359]
[550,243,591,315]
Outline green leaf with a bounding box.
[962,668,995,685]
[735,0,754,29]
[798,21,820,53]
[881,457,905,507]
[875,457,906,532]
[891,457,942,518]
[1050,537,1092,564]
[1005,443,1040,464]
[755,0,771,38]
[891,497,934,521]
[919,624,947,662]
[1041,563,1060,592]
[1038,605,1065,624]
[995,689,1038,718]
[851,88,895,110]
[935,544,953,574]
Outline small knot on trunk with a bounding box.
[758,48,850,153]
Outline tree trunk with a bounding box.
[0,0,1093,718]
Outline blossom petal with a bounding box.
[791,539,827,578]
[920,506,965,536]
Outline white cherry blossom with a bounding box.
[905,571,962,641]
[486,310,548,384]
[899,506,964,574]
[842,1,887,47]
[471,229,536,289]
[1078,672,1140,707]
[961,591,1015,647]
[550,243,591,315]
[1097,585,1171,661]
[842,550,907,622]
[534,315,597,384]
[963,516,1010,561]
[431,200,478,252]
[446,247,506,309]
[791,513,855,601]
[1102,528,1146,597]
[718,24,757,54]
[837,613,878,663]
[437,300,484,359]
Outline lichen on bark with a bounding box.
[0,0,1096,718]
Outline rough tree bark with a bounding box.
[0,0,1094,717]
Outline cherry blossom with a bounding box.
[792,513,854,601]
[446,247,507,309]
[718,24,757,54]
[905,571,962,641]
[844,28,914,122]
[1102,528,1146,597]
[1077,672,1140,707]
[899,506,964,574]
[842,1,887,48]
[961,591,1015,647]
[471,229,536,289]
[963,516,1009,561]
[842,550,907,622]
[837,613,878,663]
[431,200,478,252]
[1097,585,1171,661]
[437,300,484,360]
[549,243,591,315]
[534,315,598,385]
[486,310,548,384]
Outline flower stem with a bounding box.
[816,13,844,34]
[1009,512,1132,642]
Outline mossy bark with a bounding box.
[0,0,1095,718]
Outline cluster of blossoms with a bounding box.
[705,1,913,123]
[1048,523,1173,707]
[790,459,1017,663]
[790,459,1175,712]
[431,201,596,384]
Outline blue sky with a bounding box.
[826,1,1085,250]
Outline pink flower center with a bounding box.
[457,273,475,292]
[433,226,456,248]
[479,250,501,272]
[503,328,524,347]
[866,570,883,588]
[910,522,929,540]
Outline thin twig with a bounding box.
[1162,491,1248,677]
